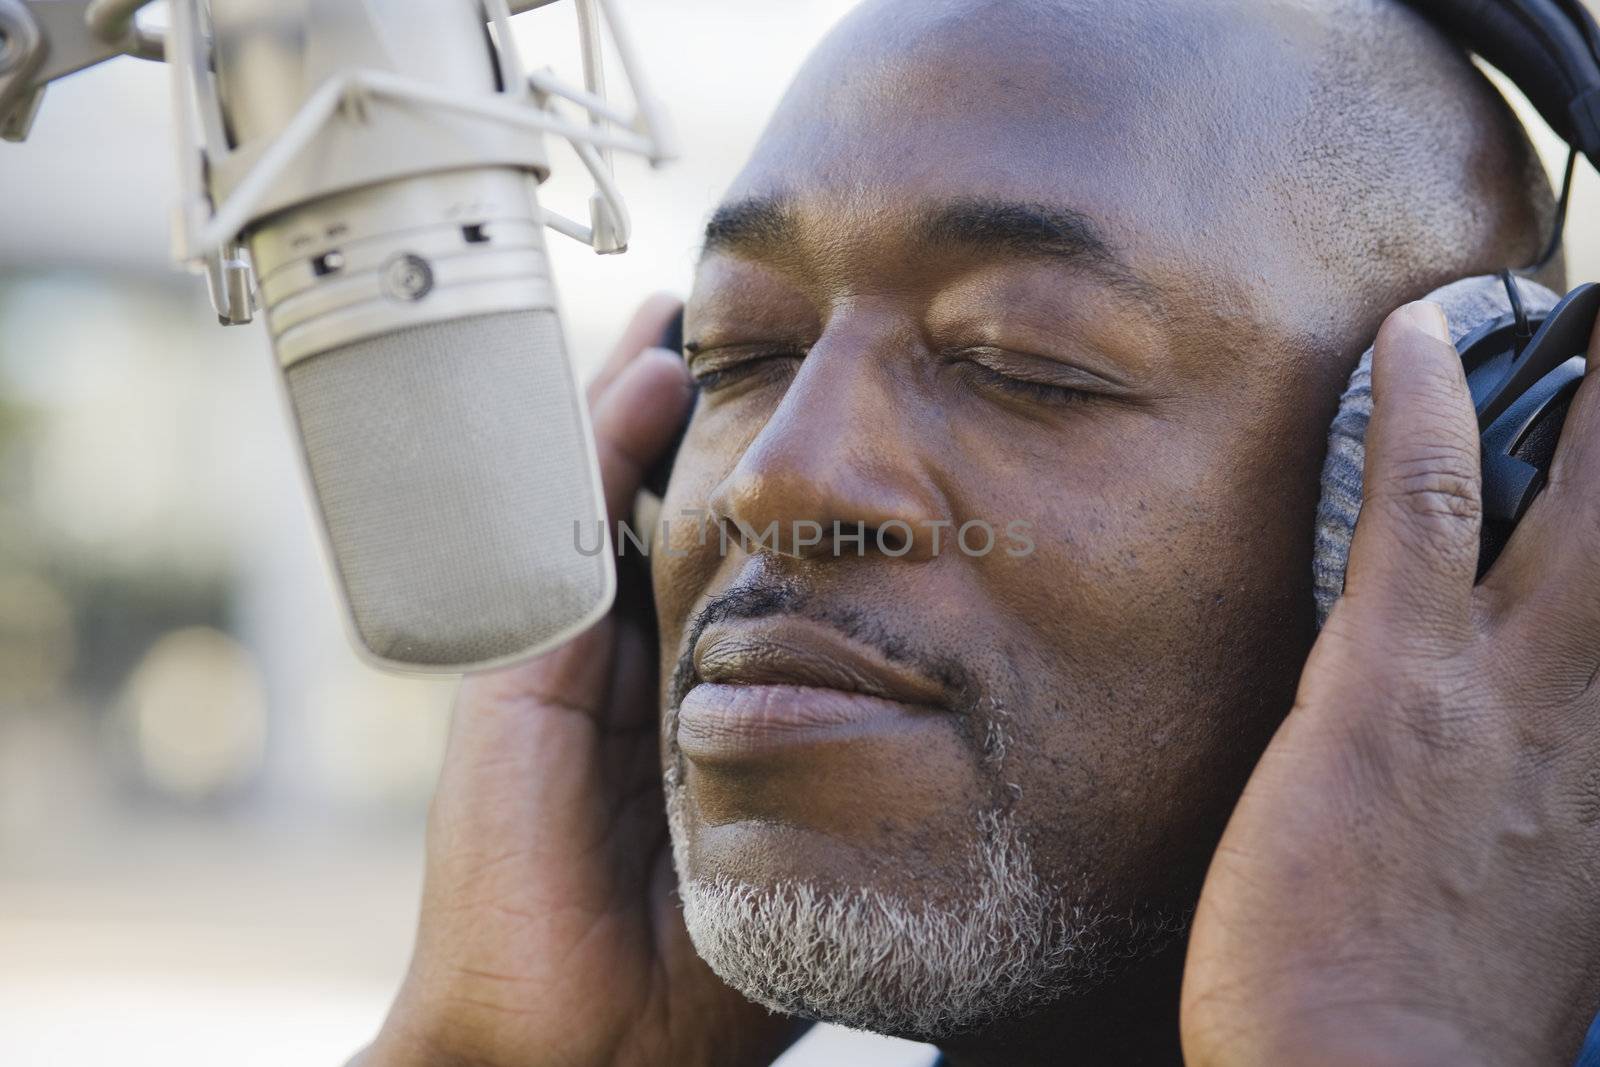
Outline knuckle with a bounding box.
[1574,766,1600,826]
[1370,451,1481,544]
[1384,450,1481,515]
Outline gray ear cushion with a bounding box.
[1312,274,1562,628]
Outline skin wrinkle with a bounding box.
[645,0,1558,1060]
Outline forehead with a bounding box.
[715,0,1329,303]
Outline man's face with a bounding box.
[650,0,1377,1040]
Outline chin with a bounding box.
[666,794,1185,1042]
[661,688,996,891]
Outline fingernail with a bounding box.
[1401,300,1451,343]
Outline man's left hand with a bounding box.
[1182,301,1600,1067]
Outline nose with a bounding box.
[706,320,951,561]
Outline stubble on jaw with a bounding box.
[668,802,1188,1041]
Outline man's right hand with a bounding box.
[359,296,792,1067]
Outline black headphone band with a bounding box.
[1402,0,1600,160]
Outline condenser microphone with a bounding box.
[0,0,673,671]
[205,0,617,671]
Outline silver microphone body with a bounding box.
[210,0,614,671]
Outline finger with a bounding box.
[586,292,685,405]
[1342,301,1481,640]
[590,347,695,523]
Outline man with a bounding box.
[356,0,1600,1063]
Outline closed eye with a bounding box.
[685,342,808,393]
[959,362,1089,406]
[947,346,1102,408]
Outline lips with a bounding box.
[693,615,952,705]
[677,615,956,763]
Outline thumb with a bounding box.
[589,347,695,524]
[1341,300,1481,640]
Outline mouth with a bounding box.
[678,615,957,763]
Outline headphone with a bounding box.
[648,0,1600,581]
[1402,0,1600,574]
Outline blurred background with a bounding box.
[0,2,1594,1065]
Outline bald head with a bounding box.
[723,0,1555,358]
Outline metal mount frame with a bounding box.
[1,0,676,324]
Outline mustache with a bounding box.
[666,579,978,714]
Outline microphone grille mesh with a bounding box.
[284,310,611,669]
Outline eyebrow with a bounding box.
[703,196,796,256]
[701,195,1160,299]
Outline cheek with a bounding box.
[957,387,1323,675]
[649,481,717,661]
[981,424,1321,903]
[648,413,754,657]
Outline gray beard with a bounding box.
[667,796,1186,1042]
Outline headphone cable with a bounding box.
[1526,145,1578,274]
[1500,267,1534,345]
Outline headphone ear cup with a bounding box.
[1312,274,1569,629]
[1469,283,1600,575]
[1476,357,1585,576]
